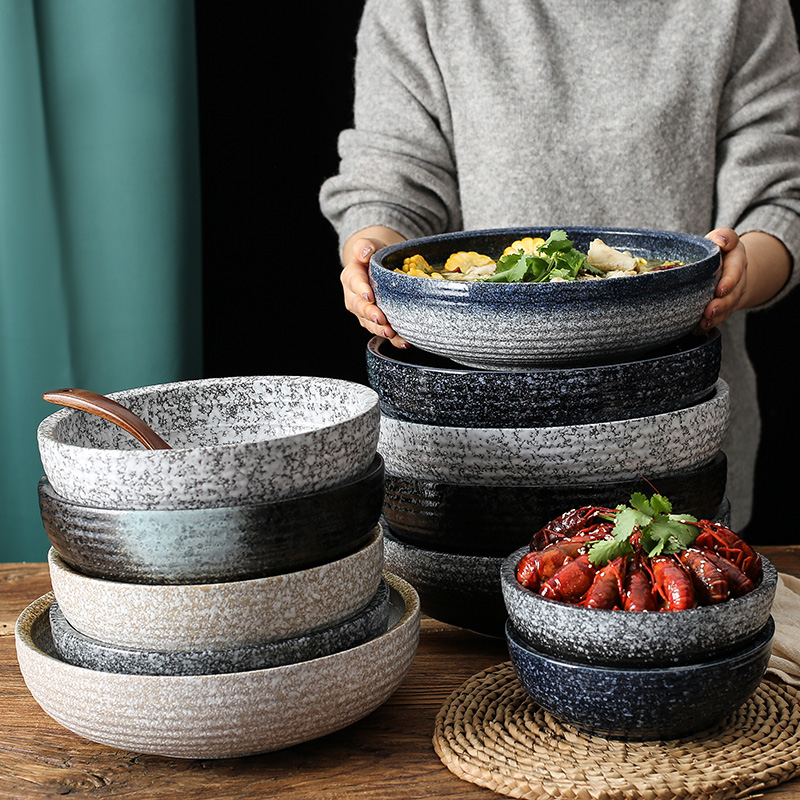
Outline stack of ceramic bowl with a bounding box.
[500,547,778,738]
[16,376,421,758]
[367,226,730,637]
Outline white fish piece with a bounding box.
[586,238,638,272]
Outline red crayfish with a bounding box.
[516,505,762,611]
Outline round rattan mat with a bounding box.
[433,662,800,800]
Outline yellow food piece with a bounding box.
[402,254,433,273]
[443,251,495,272]
[502,237,545,256]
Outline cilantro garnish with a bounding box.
[484,229,602,283]
[587,493,699,566]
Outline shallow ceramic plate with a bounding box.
[47,527,384,651]
[370,226,720,369]
[48,577,391,675]
[378,380,729,486]
[367,330,721,428]
[15,573,420,758]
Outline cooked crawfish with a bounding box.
[692,521,763,583]
[530,506,616,550]
[583,556,627,609]
[539,553,598,603]
[517,529,610,591]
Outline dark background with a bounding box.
[194,3,799,545]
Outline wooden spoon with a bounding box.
[43,388,172,450]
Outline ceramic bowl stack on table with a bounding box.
[367,226,730,637]
[16,376,421,758]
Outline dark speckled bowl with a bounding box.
[47,578,392,676]
[367,330,721,428]
[39,455,384,584]
[382,527,507,637]
[382,452,727,557]
[369,226,720,369]
[507,616,774,740]
[501,547,777,667]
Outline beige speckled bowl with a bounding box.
[47,527,384,650]
[15,573,420,758]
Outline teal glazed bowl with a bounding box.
[369,226,720,369]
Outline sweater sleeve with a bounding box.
[715,0,800,305]
[318,0,460,251]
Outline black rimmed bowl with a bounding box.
[382,452,727,557]
[39,455,384,584]
[382,526,507,637]
[506,616,774,740]
[47,578,392,675]
[369,226,720,369]
[366,329,721,428]
[501,547,777,667]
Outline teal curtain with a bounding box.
[0,0,202,562]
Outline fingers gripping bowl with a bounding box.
[369,226,720,369]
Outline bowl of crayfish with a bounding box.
[501,493,777,668]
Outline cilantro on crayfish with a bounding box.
[516,493,762,611]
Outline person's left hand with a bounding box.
[700,227,747,330]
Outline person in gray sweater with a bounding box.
[319,0,800,531]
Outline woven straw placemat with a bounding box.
[433,662,800,800]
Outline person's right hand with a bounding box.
[340,226,409,347]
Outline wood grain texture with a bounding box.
[2,549,799,800]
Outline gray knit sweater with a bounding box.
[320,0,800,530]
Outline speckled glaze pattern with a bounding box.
[366,330,721,428]
[38,455,385,584]
[47,578,391,675]
[378,380,729,485]
[369,227,720,369]
[37,376,380,510]
[382,527,506,637]
[15,573,421,758]
[506,617,774,739]
[47,528,384,651]
[501,547,778,667]
[382,453,728,557]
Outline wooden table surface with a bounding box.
[2,547,800,800]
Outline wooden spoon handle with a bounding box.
[43,388,172,451]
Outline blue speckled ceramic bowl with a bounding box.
[382,526,506,637]
[38,376,380,510]
[382,452,727,557]
[47,578,392,675]
[369,226,720,369]
[506,616,774,739]
[39,454,384,584]
[367,330,721,428]
[501,548,777,667]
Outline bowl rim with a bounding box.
[37,452,385,516]
[37,375,379,458]
[370,225,721,288]
[502,545,778,621]
[505,614,775,674]
[15,571,420,681]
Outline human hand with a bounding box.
[699,228,747,330]
[340,226,409,347]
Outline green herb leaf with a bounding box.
[483,230,587,283]
[587,493,699,566]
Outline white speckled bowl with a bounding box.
[47,527,384,651]
[501,546,778,667]
[369,226,720,369]
[37,376,380,510]
[378,380,729,485]
[15,573,420,758]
